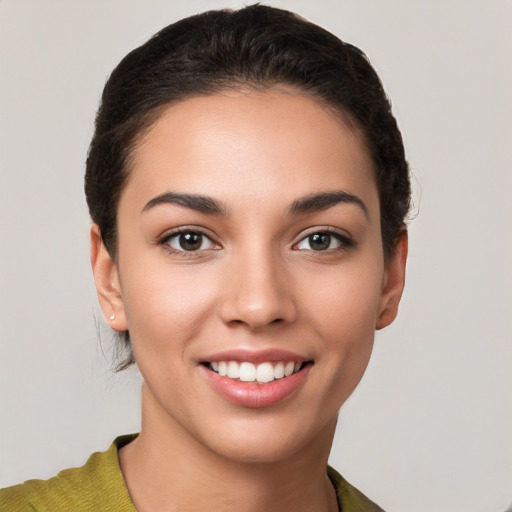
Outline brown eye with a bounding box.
[295,230,353,252]
[296,232,338,251]
[166,231,216,252]
[179,232,202,251]
[308,233,331,251]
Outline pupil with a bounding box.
[310,233,330,251]
[179,232,202,251]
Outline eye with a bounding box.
[164,230,217,252]
[295,231,352,252]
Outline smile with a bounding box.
[208,361,303,384]
[199,349,313,407]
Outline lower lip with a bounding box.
[201,364,311,408]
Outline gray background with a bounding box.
[0,1,511,511]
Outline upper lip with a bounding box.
[200,348,310,365]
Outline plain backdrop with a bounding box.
[0,1,511,511]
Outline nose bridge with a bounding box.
[220,241,296,330]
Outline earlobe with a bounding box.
[376,229,408,330]
[90,224,127,331]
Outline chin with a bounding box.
[208,436,309,465]
[196,412,337,466]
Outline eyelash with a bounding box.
[158,228,220,256]
[293,229,355,253]
[157,227,355,257]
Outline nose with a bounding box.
[219,246,297,331]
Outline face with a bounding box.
[92,88,406,463]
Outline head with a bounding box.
[85,5,410,369]
[85,5,410,460]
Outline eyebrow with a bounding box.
[142,189,368,218]
[289,190,369,218]
[142,192,226,215]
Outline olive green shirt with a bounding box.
[0,435,384,511]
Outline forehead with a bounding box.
[123,88,378,215]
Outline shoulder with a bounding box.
[0,435,138,512]
[328,466,386,512]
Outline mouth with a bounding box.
[203,360,311,384]
[199,349,314,407]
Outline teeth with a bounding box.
[239,362,256,382]
[274,362,285,379]
[227,361,240,379]
[284,362,295,377]
[256,362,274,383]
[209,360,304,383]
[218,361,227,376]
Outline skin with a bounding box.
[91,88,407,512]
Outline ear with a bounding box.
[90,224,128,331]
[376,229,408,330]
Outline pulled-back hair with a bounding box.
[85,4,410,369]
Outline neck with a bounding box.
[119,384,339,512]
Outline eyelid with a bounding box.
[158,225,218,241]
[156,225,354,254]
[292,227,355,251]
[157,226,221,253]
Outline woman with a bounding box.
[0,5,409,511]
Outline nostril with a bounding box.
[226,316,285,330]
[219,278,297,329]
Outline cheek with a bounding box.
[299,256,384,393]
[305,262,383,336]
[119,259,220,353]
